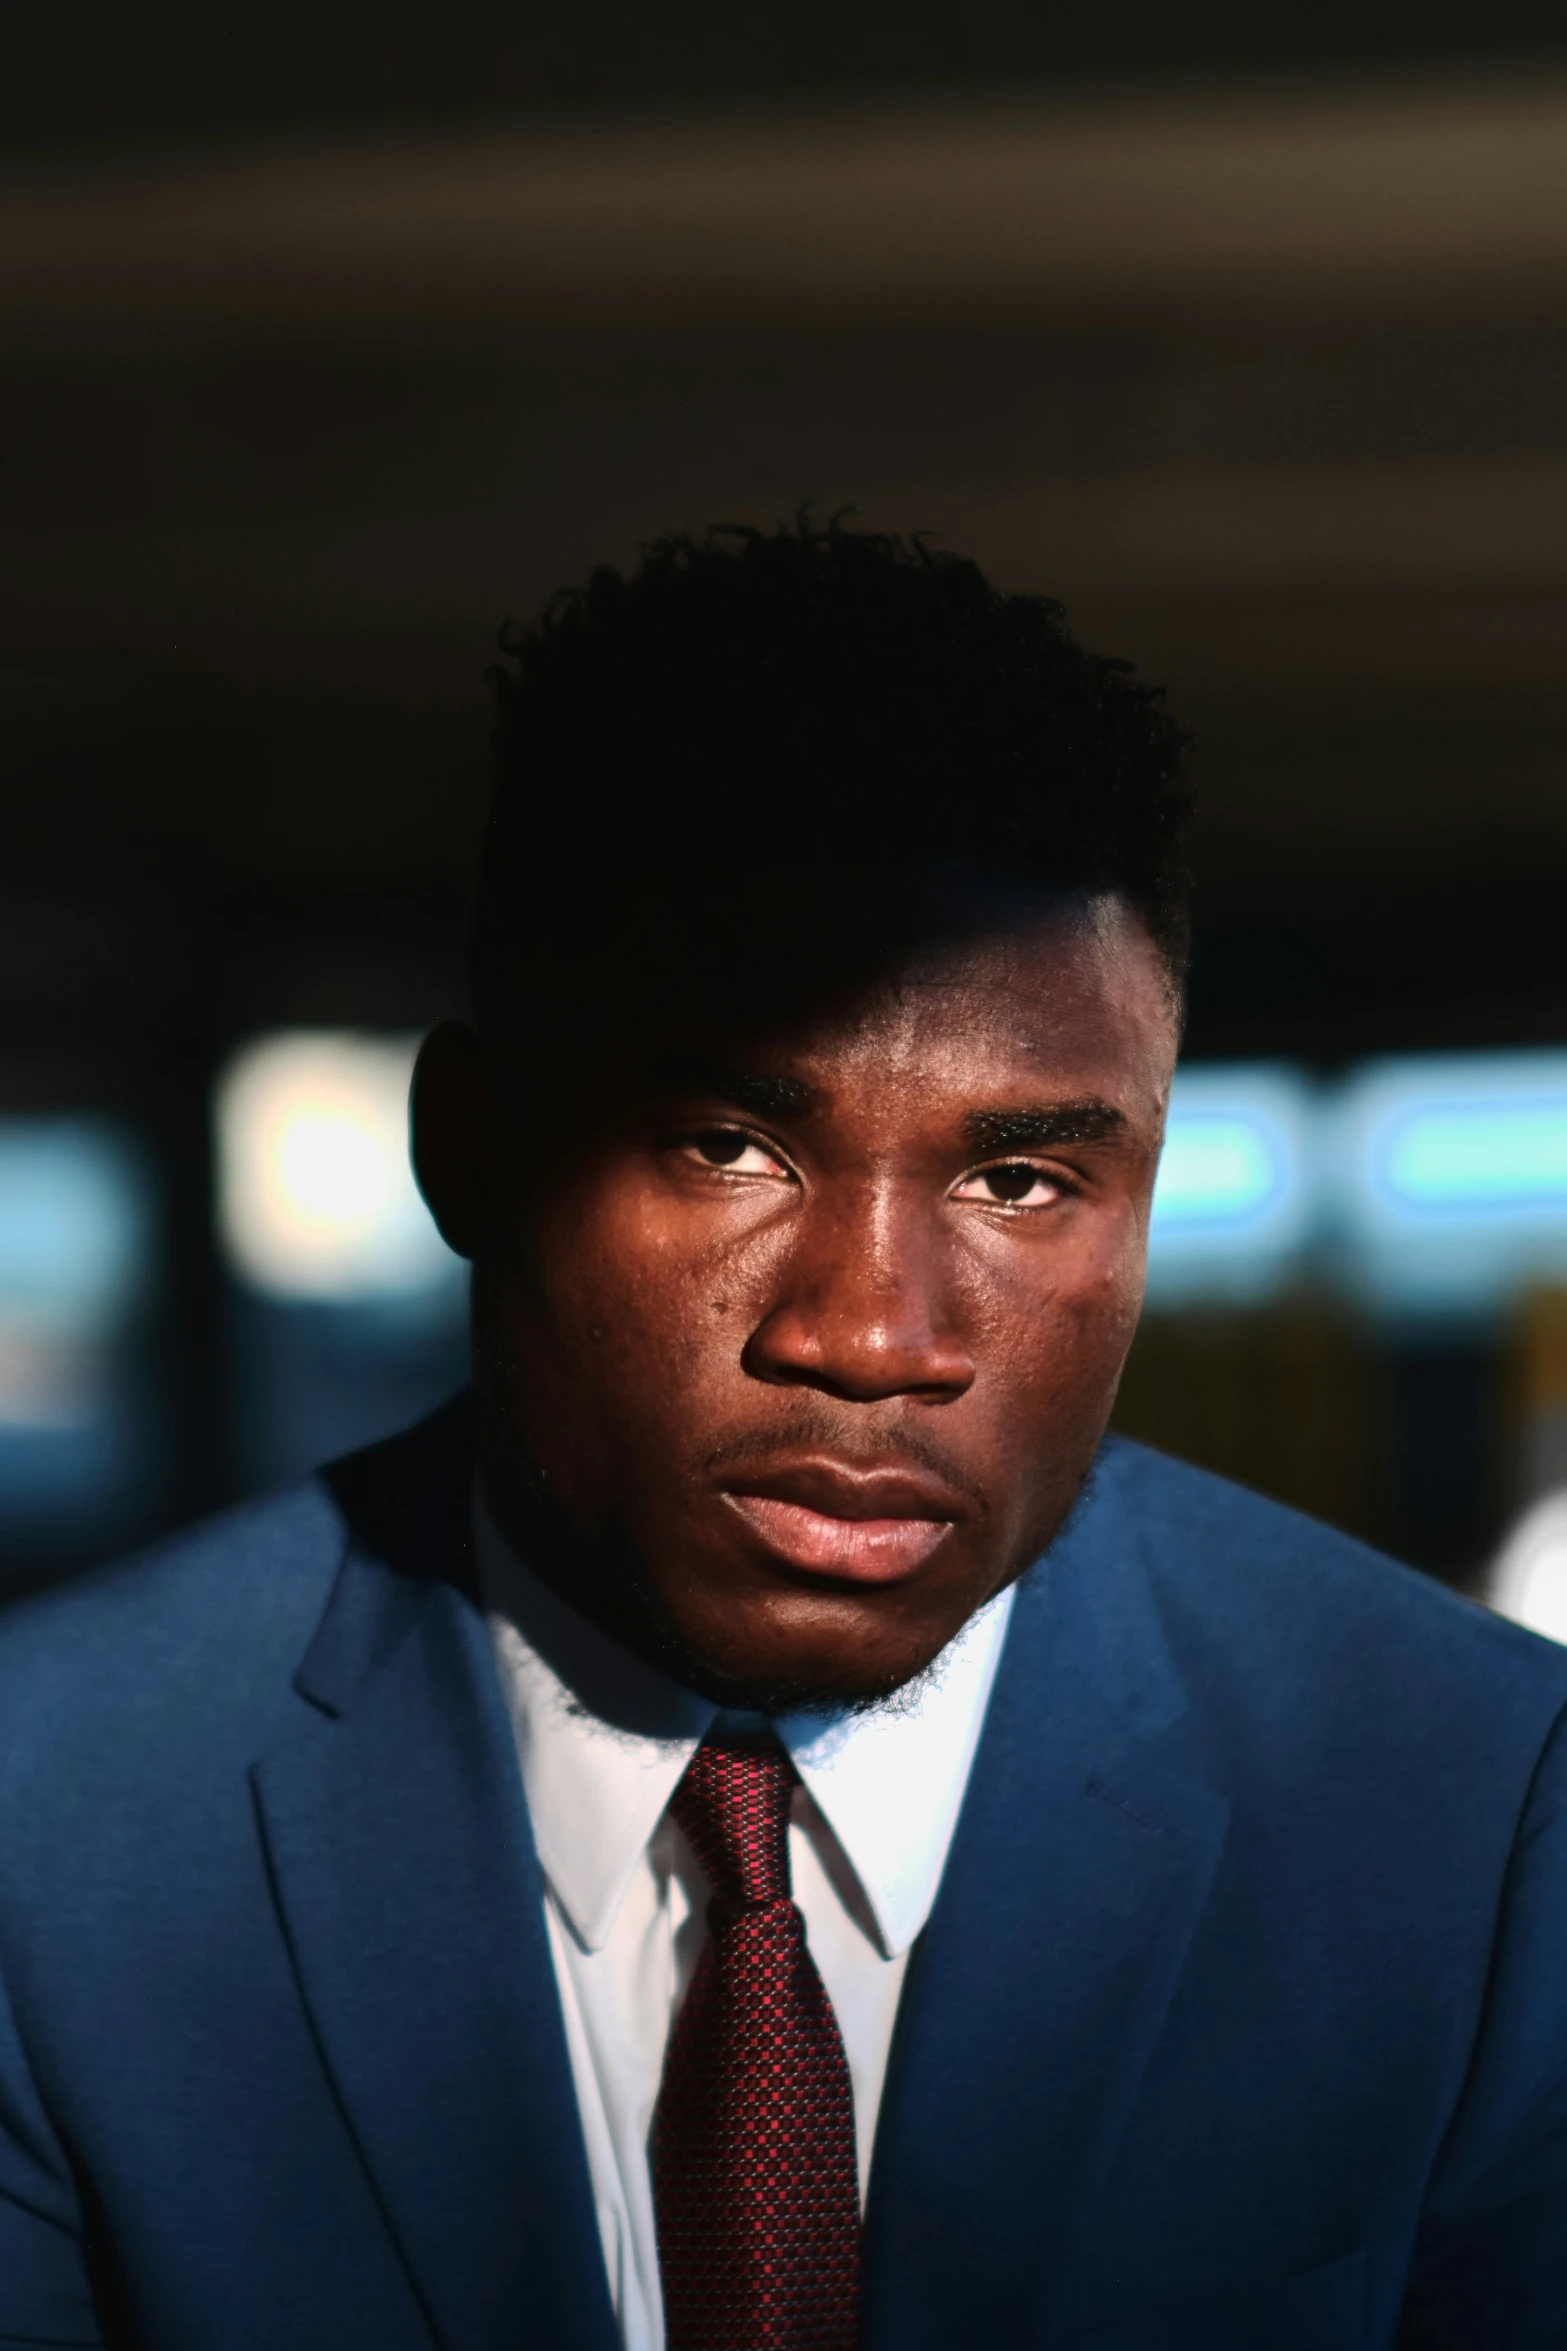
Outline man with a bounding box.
[2,521,1566,2351]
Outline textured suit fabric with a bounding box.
[2,1398,1567,2348]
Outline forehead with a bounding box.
[668,900,1179,1128]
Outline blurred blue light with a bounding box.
[0,1126,144,1315]
[1152,1115,1285,1228]
[0,1120,153,1534]
[1146,1066,1314,1303]
[1379,1101,1567,1212]
[1337,1052,1567,1310]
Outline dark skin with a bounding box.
[413,894,1178,1713]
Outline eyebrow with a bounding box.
[961,1101,1129,1153]
[655,1054,818,1122]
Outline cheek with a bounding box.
[518,1183,758,1406]
[1065,1214,1149,1346]
[967,1213,1146,1409]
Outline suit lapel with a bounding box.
[862,1456,1230,2349]
[252,1413,618,2351]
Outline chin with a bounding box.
[636,1599,942,1719]
[664,1652,936,1720]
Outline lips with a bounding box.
[718,1460,964,1585]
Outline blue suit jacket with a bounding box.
[4,1401,1567,2349]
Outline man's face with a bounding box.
[418,896,1178,1710]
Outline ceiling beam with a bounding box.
[6,72,1567,329]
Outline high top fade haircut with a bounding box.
[476,517,1194,1078]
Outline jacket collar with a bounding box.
[862,1443,1231,2348]
[252,1397,619,2351]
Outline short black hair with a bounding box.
[477,517,1193,1055]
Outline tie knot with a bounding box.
[669,1738,795,1912]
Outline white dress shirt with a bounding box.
[474,1491,1014,2351]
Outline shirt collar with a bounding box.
[473,1487,1014,1961]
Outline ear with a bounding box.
[410,1020,496,1262]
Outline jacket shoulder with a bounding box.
[0,1477,350,1773]
[0,1395,470,1758]
[1095,1435,1567,1724]
[0,1402,472,1973]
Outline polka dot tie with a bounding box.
[653,1738,860,2351]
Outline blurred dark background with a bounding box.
[6,3,1567,1603]
[8,0,1567,144]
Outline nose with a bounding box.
[742,1187,976,1404]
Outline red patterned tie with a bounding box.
[653,1738,860,2351]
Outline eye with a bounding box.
[952,1161,1063,1209]
[680,1127,791,1180]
